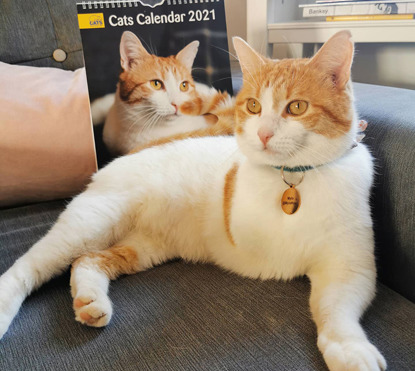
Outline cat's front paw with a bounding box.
[73,289,113,328]
[319,334,387,371]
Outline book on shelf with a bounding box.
[316,0,378,3]
[326,13,414,20]
[300,1,415,18]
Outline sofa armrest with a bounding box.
[354,82,415,302]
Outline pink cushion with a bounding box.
[0,62,97,207]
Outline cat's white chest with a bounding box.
[228,164,313,279]
[225,149,372,281]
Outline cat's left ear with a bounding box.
[120,31,150,71]
[176,41,199,70]
[308,30,354,89]
[233,37,266,77]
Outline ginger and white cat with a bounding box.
[92,31,231,154]
[0,31,386,371]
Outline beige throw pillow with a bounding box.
[0,62,97,207]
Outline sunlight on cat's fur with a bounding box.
[0,31,386,371]
[91,31,232,155]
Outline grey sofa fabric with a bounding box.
[0,200,414,371]
[0,0,83,70]
[354,83,415,302]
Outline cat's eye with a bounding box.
[287,100,308,116]
[180,81,189,92]
[247,98,261,114]
[150,80,163,90]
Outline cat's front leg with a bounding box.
[0,187,134,339]
[70,231,171,327]
[308,255,386,371]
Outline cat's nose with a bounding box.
[171,103,178,114]
[258,127,274,146]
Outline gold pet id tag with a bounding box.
[281,186,301,215]
[280,167,304,215]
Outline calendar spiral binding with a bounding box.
[78,0,220,10]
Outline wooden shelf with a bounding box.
[268,20,415,44]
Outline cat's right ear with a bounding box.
[232,37,265,77]
[120,31,150,71]
[308,30,354,89]
[176,41,199,71]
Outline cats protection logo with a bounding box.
[78,13,105,29]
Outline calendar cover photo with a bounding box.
[77,0,233,166]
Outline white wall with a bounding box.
[225,0,268,70]
[225,0,247,57]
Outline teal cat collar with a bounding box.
[271,140,360,174]
[272,165,315,173]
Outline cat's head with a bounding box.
[233,31,357,169]
[118,31,199,118]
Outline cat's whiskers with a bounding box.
[145,114,163,133]
[138,109,167,135]
[237,77,257,91]
[126,111,155,126]
[140,38,157,56]
[214,45,238,61]
[291,143,340,198]
[138,114,160,134]
[313,129,357,155]
[139,113,158,129]
[213,41,262,87]
[128,108,157,124]
[211,76,234,85]
[191,67,209,73]
[125,105,154,114]
[123,103,153,111]
[242,65,260,90]
[123,108,156,129]
[286,147,296,160]
[123,106,155,120]
[127,109,159,136]
[320,122,358,139]
[281,35,299,59]
[293,142,334,165]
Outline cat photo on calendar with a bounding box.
[77,0,233,164]
[91,30,234,155]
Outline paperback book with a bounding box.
[300,0,415,18]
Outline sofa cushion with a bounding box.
[0,200,414,371]
[354,83,415,303]
[0,0,83,70]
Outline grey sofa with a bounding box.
[0,1,414,370]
